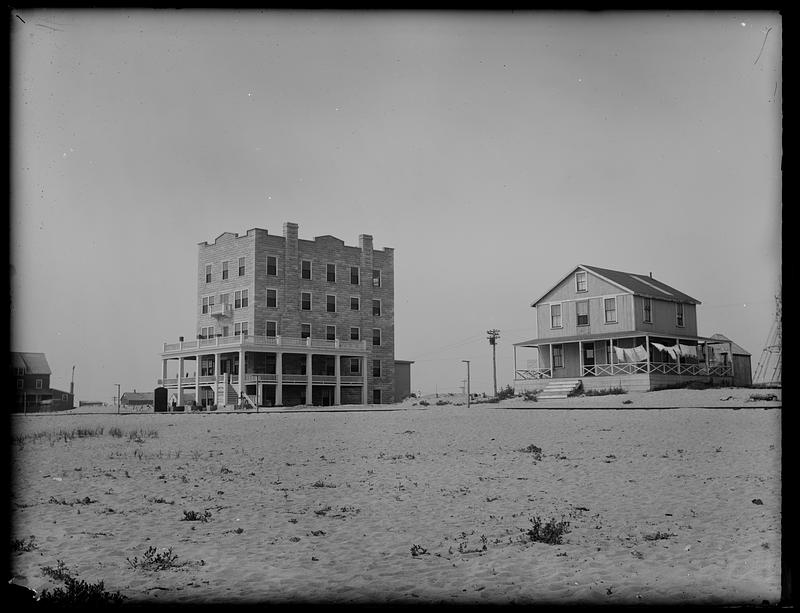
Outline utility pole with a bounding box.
[71,366,75,408]
[462,360,471,407]
[487,329,500,397]
[115,383,121,414]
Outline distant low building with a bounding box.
[11,352,74,412]
[120,391,155,406]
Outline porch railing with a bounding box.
[514,368,552,380]
[580,362,733,377]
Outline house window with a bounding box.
[301,324,311,339]
[372,299,381,316]
[373,389,382,404]
[350,266,359,285]
[222,261,229,280]
[350,327,360,341]
[234,289,248,309]
[643,298,653,323]
[200,326,215,339]
[350,358,360,374]
[350,296,360,311]
[327,263,336,282]
[15,367,24,376]
[550,304,562,329]
[373,328,381,346]
[301,292,311,311]
[202,295,215,314]
[266,255,277,276]
[234,322,249,337]
[326,295,336,313]
[372,269,381,288]
[326,325,336,341]
[604,297,617,323]
[62,393,68,401]
[205,264,212,283]
[266,321,277,337]
[36,379,43,389]
[17,379,23,390]
[238,257,245,276]
[552,345,564,369]
[676,303,685,327]
[575,271,587,292]
[266,289,277,308]
[576,300,589,326]
[301,260,312,279]
[372,359,381,377]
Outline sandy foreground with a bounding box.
[10,388,782,605]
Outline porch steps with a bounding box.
[538,379,582,400]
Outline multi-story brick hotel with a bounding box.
[158,222,401,407]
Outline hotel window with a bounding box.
[326,325,336,341]
[372,269,381,288]
[301,324,311,339]
[301,260,312,279]
[205,264,212,283]
[17,379,23,390]
[576,301,589,326]
[200,326,215,339]
[350,296,360,311]
[372,359,381,377]
[222,261,229,280]
[234,322,249,337]
[552,345,564,369]
[301,292,312,311]
[350,266,360,285]
[350,358,360,374]
[575,271,587,292]
[222,325,229,337]
[266,289,277,308]
[234,289,248,309]
[372,299,381,316]
[604,297,617,323]
[36,379,43,389]
[676,303,685,327]
[266,255,277,276]
[326,294,336,313]
[202,295,215,314]
[373,328,381,346]
[266,321,277,337]
[350,327,360,341]
[550,304,562,328]
[643,298,653,323]
[327,263,336,282]
[238,257,245,276]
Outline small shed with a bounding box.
[709,333,752,387]
[120,391,154,406]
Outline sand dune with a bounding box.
[10,390,782,605]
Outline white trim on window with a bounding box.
[301,291,312,311]
[372,328,381,346]
[372,298,381,316]
[266,320,278,337]
[350,296,360,311]
[552,344,564,369]
[350,266,360,285]
[643,297,653,324]
[326,325,336,341]
[234,289,249,309]
[604,296,617,324]
[550,303,563,329]
[575,271,587,293]
[576,300,589,326]
[350,327,360,341]
[238,256,246,276]
[35,378,43,389]
[676,302,685,327]
[326,263,336,283]
[205,264,212,283]
[266,255,278,276]
[326,294,337,313]
[234,321,249,336]
[301,259,312,280]
[301,323,311,339]
[372,269,382,288]
[201,294,215,314]
[266,288,278,309]
[222,260,229,280]
[349,358,360,374]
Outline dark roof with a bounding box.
[120,392,154,402]
[515,331,720,347]
[581,265,701,304]
[11,352,51,375]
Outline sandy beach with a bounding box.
[10,387,782,605]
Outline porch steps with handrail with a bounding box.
[537,379,582,400]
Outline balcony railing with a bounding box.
[159,372,367,387]
[163,335,368,354]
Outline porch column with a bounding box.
[549,344,553,378]
[675,338,681,374]
[194,354,200,407]
[609,339,614,374]
[238,347,245,399]
[177,357,184,406]
[363,355,369,404]
[306,352,313,405]
[275,352,283,406]
[704,341,710,373]
[214,352,221,405]
[645,336,651,373]
[161,359,168,381]
[513,346,517,378]
[579,341,584,377]
[334,355,341,405]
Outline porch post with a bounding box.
[275,352,283,406]
[675,338,681,374]
[704,341,710,373]
[513,346,517,379]
[645,336,651,373]
[579,341,584,377]
[177,357,184,406]
[214,352,221,405]
[238,347,245,399]
[549,344,554,378]
[161,359,168,381]
[194,355,200,407]
[334,355,341,405]
[306,352,313,405]
[363,355,369,404]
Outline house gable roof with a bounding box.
[709,333,751,356]
[12,352,51,375]
[531,265,701,306]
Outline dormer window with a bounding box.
[575,271,587,292]
[676,303,685,327]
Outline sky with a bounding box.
[10,10,781,401]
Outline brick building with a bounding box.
[158,222,396,407]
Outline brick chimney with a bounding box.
[359,234,373,253]
[283,222,299,241]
